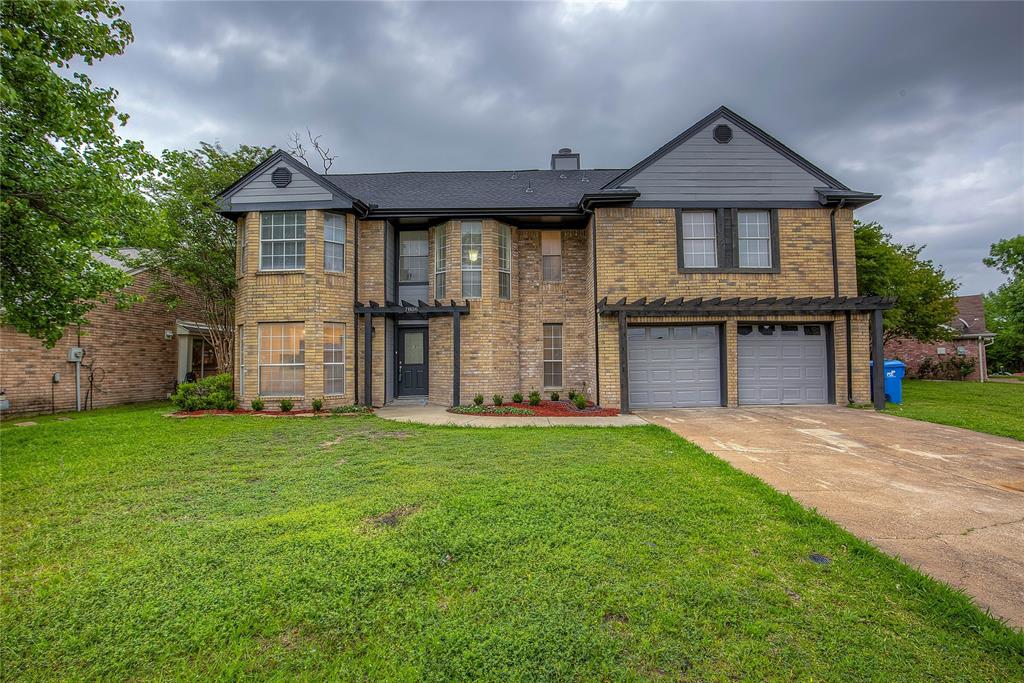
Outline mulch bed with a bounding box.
[451,400,619,417]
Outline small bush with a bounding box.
[573,394,588,410]
[567,389,577,401]
[493,394,503,406]
[473,394,484,406]
[331,404,370,414]
[311,397,323,412]
[171,373,236,412]
[550,391,559,402]
[451,405,533,415]
[512,392,523,404]
[279,398,293,412]
[251,398,265,411]
[528,390,541,406]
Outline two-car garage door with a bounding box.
[627,323,830,408]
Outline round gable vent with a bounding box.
[271,166,293,188]
[713,124,733,144]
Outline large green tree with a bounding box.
[139,143,274,373]
[854,221,958,342]
[983,235,1024,373]
[1,0,157,346]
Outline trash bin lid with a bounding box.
[883,360,906,368]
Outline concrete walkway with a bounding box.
[376,404,645,427]
[637,406,1024,628]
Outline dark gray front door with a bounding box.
[397,327,428,396]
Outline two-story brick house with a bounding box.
[218,106,891,413]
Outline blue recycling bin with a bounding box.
[871,359,906,404]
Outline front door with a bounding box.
[397,327,428,396]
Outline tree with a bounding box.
[983,235,1024,373]
[287,129,337,173]
[854,221,958,342]
[1,0,158,346]
[139,143,274,374]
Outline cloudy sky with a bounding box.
[90,1,1022,292]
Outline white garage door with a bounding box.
[738,324,828,405]
[627,325,721,408]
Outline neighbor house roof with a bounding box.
[324,169,625,212]
[953,295,993,337]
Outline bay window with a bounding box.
[258,322,305,396]
[461,221,482,299]
[260,211,306,271]
[498,224,511,299]
[324,213,345,273]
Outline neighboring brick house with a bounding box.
[885,295,995,381]
[0,251,208,415]
[218,106,893,413]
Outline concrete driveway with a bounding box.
[637,406,1024,628]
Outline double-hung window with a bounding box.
[323,322,346,395]
[738,210,772,268]
[680,211,717,268]
[238,325,245,395]
[434,225,447,300]
[260,211,306,271]
[258,322,305,396]
[461,221,482,299]
[324,213,345,273]
[239,221,247,274]
[543,323,563,388]
[541,231,561,282]
[498,225,512,299]
[399,230,428,283]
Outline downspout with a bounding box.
[590,209,601,405]
[831,199,854,404]
[353,215,360,404]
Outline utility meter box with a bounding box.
[67,347,85,362]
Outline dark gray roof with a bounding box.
[325,169,625,211]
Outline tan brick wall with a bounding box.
[1,270,203,416]
[593,207,870,409]
[235,210,357,410]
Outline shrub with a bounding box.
[279,398,293,412]
[512,392,523,404]
[573,394,588,410]
[567,389,577,401]
[450,405,533,415]
[331,404,370,414]
[492,394,503,406]
[473,393,484,406]
[171,373,236,412]
[251,398,265,411]
[311,397,323,412]
[916,355,977,381]
[550,391,560,401]
[528,390,541,406]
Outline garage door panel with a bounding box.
[628,325,720,408]
[738,324,829,405]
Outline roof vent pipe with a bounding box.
[551,147,580,170]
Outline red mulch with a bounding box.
[452,400,619,417]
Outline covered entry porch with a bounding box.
[355,300,469,408]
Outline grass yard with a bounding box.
[2,404,1021,681]
[884,379,1024,441]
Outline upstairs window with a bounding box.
[324,213,345,273]
[542,231,562,282]
[260,211,306,271]
[434,225,447,300]
[738,210,772,268]
[399,230,428,282]
[681,211,717,268]
[498,225,512,299]
[461,221,482,299]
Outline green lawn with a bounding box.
[884,379,1024,441]
[2,404,1021,681]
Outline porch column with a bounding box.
[617,310,630,414]
[452,311,461,406]
[364,314,373,407]
[871,308,885,411]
